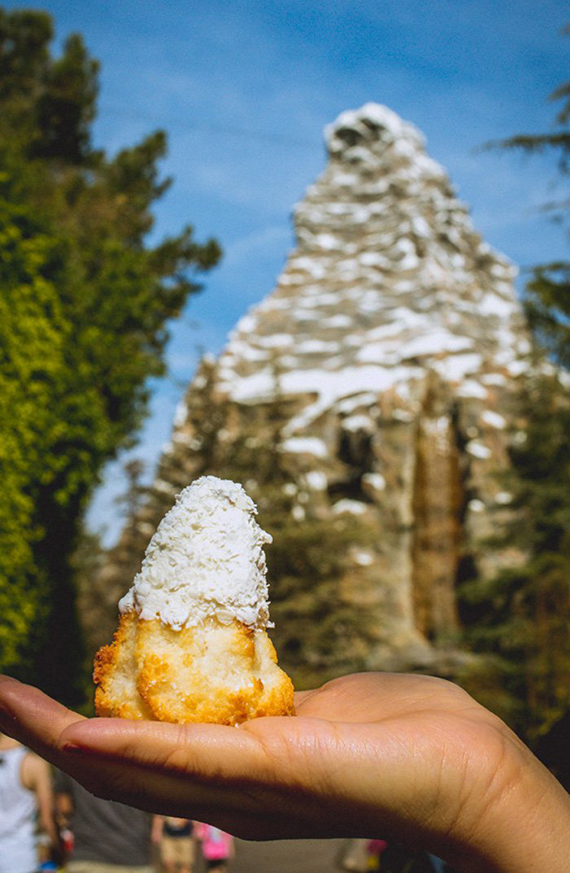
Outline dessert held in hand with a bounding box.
[94,476,295,724]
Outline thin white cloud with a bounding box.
[223,225,293,267]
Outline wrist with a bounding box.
[446,732,570,872]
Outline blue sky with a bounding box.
[5,0,568,542]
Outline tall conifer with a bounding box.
[0,8,221,701]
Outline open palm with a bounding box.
[0,671,563,871]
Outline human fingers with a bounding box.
[0,675,85,767]
[58,715,354,839]
[0,676,134,800]
[0,674,281,796]
[0,677,217,815]
[60,715,270,785]
[0,676,318,835]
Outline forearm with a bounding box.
[37,782,58,846]
[40,809,58,846]
[25,756,58,845]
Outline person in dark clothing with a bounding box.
[55,771,153,873]
[380,844,442,873]
[152,816,195,873]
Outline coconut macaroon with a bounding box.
[94,476,295,725]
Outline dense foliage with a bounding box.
[461,375,570,738]
[463,72,570,741]
[0,9,220,701]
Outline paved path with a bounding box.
[232,838,348,873]
[191,837,349,873]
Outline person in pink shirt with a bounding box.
[195,823,233,873]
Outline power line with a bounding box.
[99,104,318,149]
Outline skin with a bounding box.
[55,788,73,829]
[0,672,568,872]
[0,732,58,845]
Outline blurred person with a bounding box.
[0,732,57,873]
[195,823,233,873]
[152,816,195,873]
[1,671,570,872]
[340,838,369,872]
[55,771,153,873]
[365,839,387,870]
[340,838,388,872]
[426,855,451,872]
[379,845,441,873]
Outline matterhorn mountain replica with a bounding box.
[92,104,532,682]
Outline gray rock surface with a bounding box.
[90,104,533,675]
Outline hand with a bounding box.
[0,672,568,872]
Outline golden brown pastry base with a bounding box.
[93,612,295,725]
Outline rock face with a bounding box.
[91,104,531,676]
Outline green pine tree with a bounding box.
[0,8,221,702]
[462,61,570,740]
[461,375,570,739]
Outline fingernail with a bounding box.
[62,743,86,754]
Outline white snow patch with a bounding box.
[173,400,188,428]
[412,216,431,238]
[353,550,374,566]
[336,393,378,414]
[392,408,415,422]
[478,294,517,319]
[257,334,294,348]
[313,232,339,250]
[481,410,506,429]
[495,491,513,505]
[342,414,375,432]
[324,313,352,328]
[281,364,423,434]
[240,346,270,362]
[280,437,328,458]
[506,359,528,377]
[153,478,177,494]
[221,370,276,402]
[466,442,491,460]
[360,252,391,269]
[399,331,473,359]
[457,379,488,400]
[297,339,339,354]
[432,354,483,382]
[172,432,195,446]
[481,373,507,387]
[305,471,328,491]
[259,296,291,311]
[362,472,386,491]
[235,314,257,334]
[332,499,368,515]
